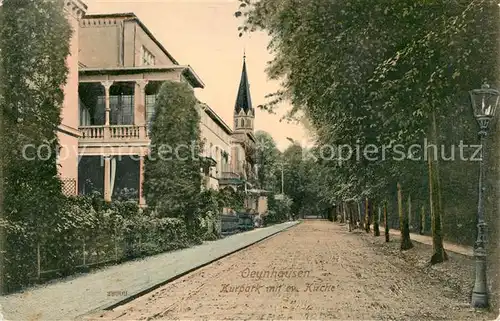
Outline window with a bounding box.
[215,147,219,174]
[146,94,157,129]
[94,96,106,125]
[141,46,155,66]
[110,94,134,125]
[79,99,91,126]
[240,118,244,128]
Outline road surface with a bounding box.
[85,220,494,320]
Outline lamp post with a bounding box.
[469,83,500,308]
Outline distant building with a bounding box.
[218,55,268,215]
[197,102,233,191]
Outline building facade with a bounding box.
[58,0,88,196]
[58,6,264,213]
[197,102,233,190]
[219,55,269,215]
[76,13,206,205]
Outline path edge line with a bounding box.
[78,221,300,318]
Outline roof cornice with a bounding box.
[82,13,179,65]
[198,102,232,135]
[64,0,87,19]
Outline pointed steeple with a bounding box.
[234,54,252,114]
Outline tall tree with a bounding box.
[255,130,280,191]
[398,183,413,251]
[0,0,72,291]
[143,81,203,233]
[236,0,497,263]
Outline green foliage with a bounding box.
[0,0,72,292]
[4,193,191,292]
[235,0,498,247]
[255,130,281,191]
[219,187,245,211]
[194,189,223,240]
[265,192,292,225]
[143,81,203,233]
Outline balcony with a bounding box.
[79,125,149,142]
[218,170,244,186]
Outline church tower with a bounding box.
[233,54,254,133]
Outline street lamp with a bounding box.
[469,83,500,308]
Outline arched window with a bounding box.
[240,118,245,128]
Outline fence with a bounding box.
[61,178,77,196]
[21,213,252,288]
[220,213,255,235]
[15,220,190,288]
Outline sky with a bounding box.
[82,0,311,151]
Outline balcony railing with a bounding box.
[219,171,240,179]
[79,125,148,142]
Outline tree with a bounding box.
[0,0,72,292]
[255,130,280,191]
[235,0,497,263]
[384,201,389,242]
[373,202,380,237]
[398,183,413,251]
[143,81,203,233]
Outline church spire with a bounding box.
[234,54,252,114]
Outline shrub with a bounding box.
[143,81,203,235]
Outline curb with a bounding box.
[387,229,473,257]
[78,221,300,318]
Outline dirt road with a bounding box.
[86,220,495,320]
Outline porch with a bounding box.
[78,155,145,204]
[78,65,204,146]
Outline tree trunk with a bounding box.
[343,201,347,223]
[347,202,353,232]
[338,202,343,223]
[333,205,338,222]
[0,87,4,294]
[373,201,380,236]
[398,182,413,250]
[384,201,389,242]
[364,197,371,233]
[420,204,425,235]
[357,202,362,229]
[428,111,448,264]
[408,194,412,232]
[358,200,366,230]
[350,202,357,231]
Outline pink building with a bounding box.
[58,5,264,213]
[58,0,87,196]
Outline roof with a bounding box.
[79,65,205,88]
[199,103,232,135]
[82,13,179,65]
[234,55,253,113]
[75,0,88,10]
[246,131,256,143]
